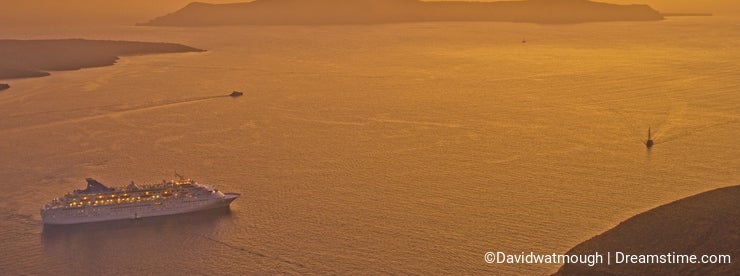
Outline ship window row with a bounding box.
[63,195,190,208]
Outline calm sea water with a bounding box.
[0,17,738,275]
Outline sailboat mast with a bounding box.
[645,127,654,148]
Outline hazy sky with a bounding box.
[2,0,738,26]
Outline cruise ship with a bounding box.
[41,177,239,225]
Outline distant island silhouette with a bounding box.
[140,0,664,26]
[555,185,739,275]
[661,12,713,17]
[0,39,204,90]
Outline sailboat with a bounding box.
[645,128,654,148]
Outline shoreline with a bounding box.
[0,39,205,89]
[555,185,739,275]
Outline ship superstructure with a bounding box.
[41,177,239,225]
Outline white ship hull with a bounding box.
[42,193,239,225]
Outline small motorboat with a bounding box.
[230,91,244,97]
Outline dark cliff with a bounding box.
[555,185,739,275]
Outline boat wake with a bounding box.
[4,212,39,227]
[651,118,739,146]
[0,93,238,135]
